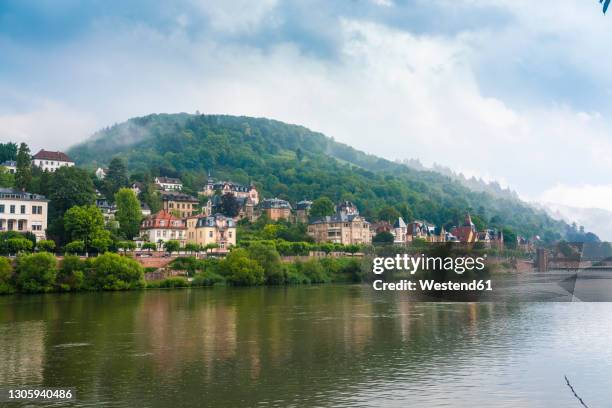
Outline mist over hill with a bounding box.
[68,113,594,242]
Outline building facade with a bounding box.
[154,177,183,191]
[450,214,478,243]
[140,210,186,248]
[308,201,371,245]
[161,191,199,218]
[32,150,74,172]
[194,214,236,250]
[260,198,292,221]
[1,161,16,174]
[295,200,312,224]
[0,188,48,240]
[200,178,259,205]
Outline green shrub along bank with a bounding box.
[167,250,367,288]
[0,253,145,294]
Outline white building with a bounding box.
[32,150,75,172]
[154,177,183,191]
[95,167,107,179]
[1,161,16,174]
[140,210,186,249]
[0,188,48,240]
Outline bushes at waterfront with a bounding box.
[0,253,145,294]
[15,252,58,293]
[86,253,145,290]
[0,257,14,294]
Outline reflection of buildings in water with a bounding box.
[0,321,45,384]
[135,294,237,377]
[341,298,373,353]
[201,303,237,380]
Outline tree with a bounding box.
[14,143,32,191]
[220,193,240,217]
[222,248,264,286]
[6,238,34,254]
[0,257,15,294]
[36,240,56,252]
[15,252,57,293]
[373,231,394,244]
[65,240,85,255]
[47,166,97,243]
[247,242,284,284]
[377,206,401,222]
[185,243,200,253]
[64,205,106,251]
[142,242,157,252]
[115,188,142,239]
[57,255,85,291]
[164,240,181,253]
[0,142,17,163]
[310,197,335,218]
[0,166,14,188]
[103,157,129,200]
[86,252,145,290]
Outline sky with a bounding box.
[1,0,612,234]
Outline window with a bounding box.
[32,225,42,231]
[208,231,213,238]
[0,204,4,213]
[32,205,43,215]
[20,205,26,214]
[7,220,14,230]
[9,205,15,214]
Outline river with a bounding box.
[1,285,611,407]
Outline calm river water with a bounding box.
[1,285,611,407]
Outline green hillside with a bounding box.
[68,113,584,242]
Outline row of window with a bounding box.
[0,219,34,231]
[0,204,43,215]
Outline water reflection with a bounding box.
[0,287,611,407]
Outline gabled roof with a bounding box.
[141,210,186,229]
[393,217,407,229]
[0,188,48,202]
[32,149,72,162]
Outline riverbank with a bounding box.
[0,250,367,295]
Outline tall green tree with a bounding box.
[220,193,240,217]
[310,197,335,218]
[63,205,108,251]
[103,157,128,200]
[14,143,32,191]
[115,188,142,239]
[0,142,17,163]
[47,166,97,244]
[377,206,401,222]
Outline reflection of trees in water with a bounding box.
[2,289,532,407]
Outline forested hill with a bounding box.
[68,113,589,242]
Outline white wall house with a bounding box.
[154,177,183,191]
[32,150,75,172]
[0,188,48,240]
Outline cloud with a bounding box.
[540,184,612,212]
[1,0,612,238]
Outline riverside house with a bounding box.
[0,188,48,240]
[154,176,183,191]
[194,214,236,251]
[161,191,199,218]
[140,210,186,248]
[32,150,75,172]
[308,201,372,245]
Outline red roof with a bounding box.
[32,149,73,162]
[141,210,186,229]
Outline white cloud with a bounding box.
[189,0,279,33]
[539,184,612,212]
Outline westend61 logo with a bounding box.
[371,254,492,292]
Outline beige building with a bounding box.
[308,202,371,245]
[32,150,74,172]
[0,188,48,240]
[193,214,236,250]
[295,200,312,224]
[200,178,259,205]
[260,198,292,221]
[161,191,199,218]
[140,210,186,248]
